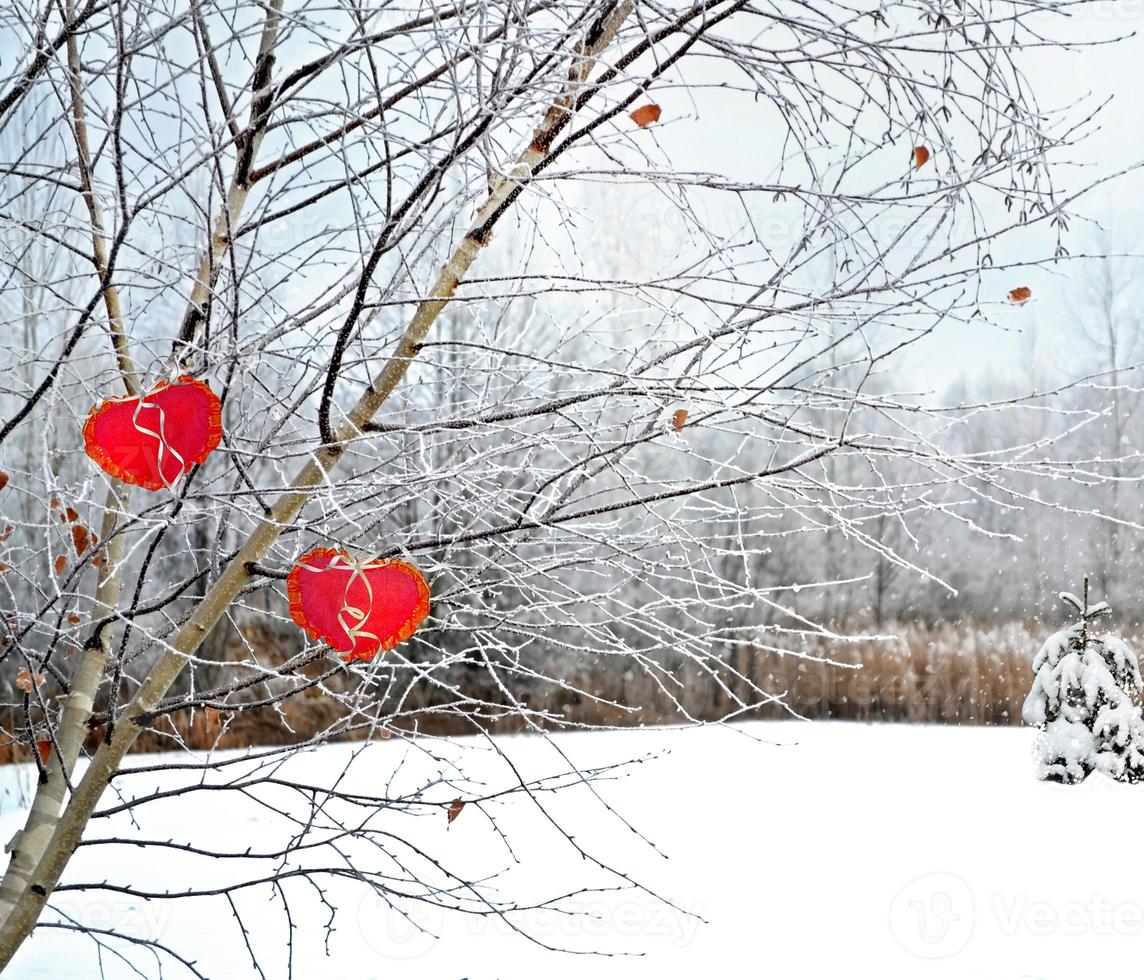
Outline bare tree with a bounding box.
[0,0,1137,972]
[1068,234,1144,608]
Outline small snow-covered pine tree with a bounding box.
[1022,581,1144,785]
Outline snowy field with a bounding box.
[2,721,1141,979]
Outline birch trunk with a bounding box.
[0,3,633,965]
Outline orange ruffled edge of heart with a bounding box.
[82,375,223,491]
[287,547,431,664]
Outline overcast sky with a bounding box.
[911,2,1144,391]
[4,1,1140,397]
[593,2,1144,394]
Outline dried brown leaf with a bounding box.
[15,668,44,693]
[630,103,661,128]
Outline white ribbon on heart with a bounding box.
[300,551,383,651]
[130,388,187,492]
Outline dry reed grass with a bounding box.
[3,620,1135,762]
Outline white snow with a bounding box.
[3,721,1144,979]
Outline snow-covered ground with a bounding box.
[2,721,1142,979]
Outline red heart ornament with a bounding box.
[83,376,223,491]
[287,547,430,663]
